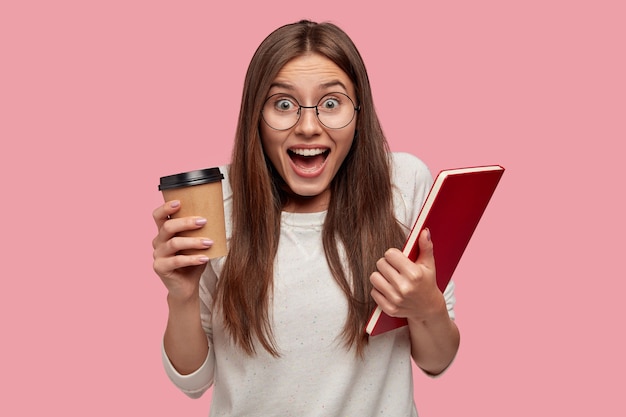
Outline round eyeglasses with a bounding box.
[261,92,360,131]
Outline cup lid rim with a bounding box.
[158,167,224,191]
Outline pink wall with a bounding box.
[2,1,624,415]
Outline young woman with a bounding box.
[152,20,459,416]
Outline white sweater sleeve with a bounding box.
[161,338,215,399]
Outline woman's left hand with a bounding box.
[370,228,447,321]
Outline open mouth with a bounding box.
[288,148,330,172]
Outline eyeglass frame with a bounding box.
[261,91,360,131]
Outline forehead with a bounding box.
[270,53,355,96]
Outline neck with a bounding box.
[282,190,330,213]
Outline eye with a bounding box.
[273,97,298,112]
[320,97,340,110]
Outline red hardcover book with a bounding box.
[365,165,505,336]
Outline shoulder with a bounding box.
[389,152,433,230]
[389,152,432,190]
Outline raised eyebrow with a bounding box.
[319,80,349,92]
[268,82,295,92]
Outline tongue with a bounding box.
[291,153,325,170]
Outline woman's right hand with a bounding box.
[152,200,213,301]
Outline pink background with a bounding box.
[2,1,624,415]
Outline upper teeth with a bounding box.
[291,148,326,157]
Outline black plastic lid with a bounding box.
[158,167,224,191]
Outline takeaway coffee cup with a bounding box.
[158,167,228,258]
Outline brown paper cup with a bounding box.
[159,168,228,258]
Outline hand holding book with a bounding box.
[370,228,446,324]
[366,165,505,336]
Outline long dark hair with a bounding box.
[217,20,404,356]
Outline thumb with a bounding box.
[416,228,436,271]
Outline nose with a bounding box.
[294,105,323,136]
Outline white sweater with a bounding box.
[162,152,456,417]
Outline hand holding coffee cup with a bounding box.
[158,168,228,258]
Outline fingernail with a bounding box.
[202,239,213,247]
[198,256,209,263]
[195,218,207,226]
[425,228,431,241]
[170,200,180,208]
